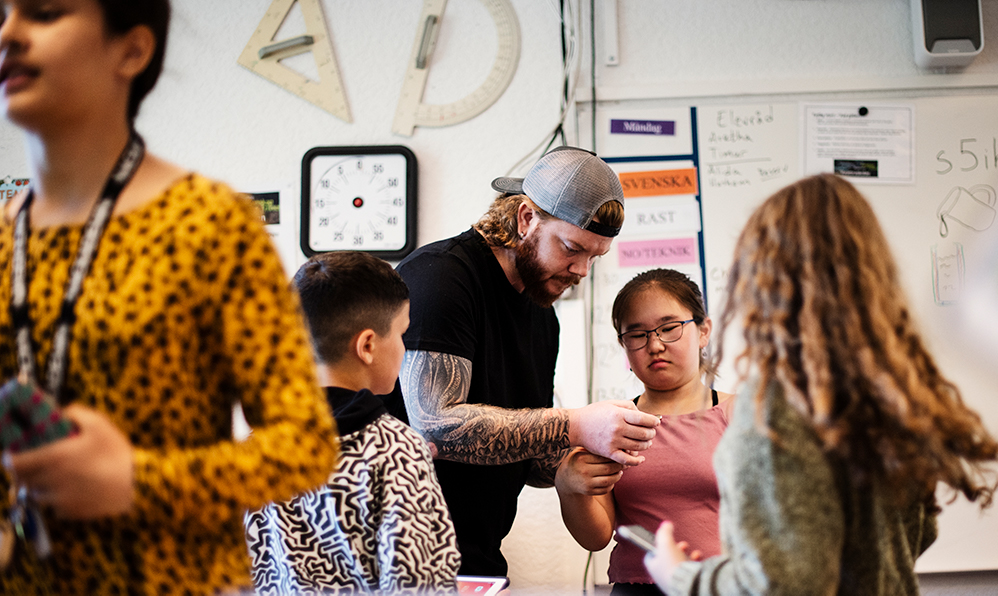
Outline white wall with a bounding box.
[1,0,568,248]
[3,1,997,593]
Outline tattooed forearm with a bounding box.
[526,447,569,488]
[400,350,570,465]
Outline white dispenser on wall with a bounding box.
[911,0,984,69]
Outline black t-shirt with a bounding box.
[391,228,559,576]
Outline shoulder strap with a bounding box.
[10,132,144,401]
[712,388,718,407]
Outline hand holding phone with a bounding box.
[7,404,134,519]
[0,378,76,453]
[616,524,657,553]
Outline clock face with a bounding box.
[301,146,417,260]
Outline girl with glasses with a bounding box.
[555,268,733,596]
[644,174,998,595]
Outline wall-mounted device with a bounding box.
[911,0,984,69]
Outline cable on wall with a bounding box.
[504,0,582,176]
[590,0,597,153]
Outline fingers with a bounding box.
[603,400,659,434]
[608,407,657,445]
[617,437,654,453]
[578,455,626,476]
[586,470,623,495]
[621,407,662,430]
[570,448,625,473]
[655,520,676,548]
[674,540,701,563]
[609,450,645,467]
[674,541,702,561]
[61,404,94,428]
[7,435,76,481]
[577,450,621,466]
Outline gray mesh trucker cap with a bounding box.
[490,146,624,237]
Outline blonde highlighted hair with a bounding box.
[473,193,624,248]
[715,174,997,506]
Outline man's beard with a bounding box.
[514,233,582,307]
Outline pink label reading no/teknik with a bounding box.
[618,238,698,268]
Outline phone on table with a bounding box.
[455,575,509,595]
[616,524,658,554]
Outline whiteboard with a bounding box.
[585,94,998,573]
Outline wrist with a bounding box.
[565,408,580,448]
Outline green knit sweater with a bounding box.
[668,381,938,596]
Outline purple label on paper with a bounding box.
[618,238,697,268]
[610,119,675,136]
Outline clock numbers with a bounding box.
[307,150,412,254]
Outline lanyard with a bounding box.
[9,132,145,402]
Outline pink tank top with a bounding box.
[607,396,730,585]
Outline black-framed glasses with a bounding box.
[618,319,695,351]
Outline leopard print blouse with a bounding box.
[0,174,338,595]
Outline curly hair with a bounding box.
[612,268,716,376]
[715,173,997,506]
[473,193,624,248]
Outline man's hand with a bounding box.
[6,405,134,519]
[555,447,623,496]
[567,400,659,466]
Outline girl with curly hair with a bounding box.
[645,174,998,595]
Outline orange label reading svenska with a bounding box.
[618,168,698,198]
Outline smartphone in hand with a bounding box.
[616,524,658,553]
[0,378,76,453]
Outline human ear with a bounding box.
[353,329,377,365]
[116,25,156,81]
[698,317,712,349]
[516,200,537,238]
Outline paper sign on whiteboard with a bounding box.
[802,104,914,184]
[619,198,702,238]
[618,237,698,268]
[619,168,698,198]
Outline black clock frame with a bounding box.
[300,145,418,261]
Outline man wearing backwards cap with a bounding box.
[390,147,660,577]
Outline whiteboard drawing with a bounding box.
[931,242,965,305]
[937,184,995,237]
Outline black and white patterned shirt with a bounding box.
[245,387,461,594]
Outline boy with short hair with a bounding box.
[245,251,461,594]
